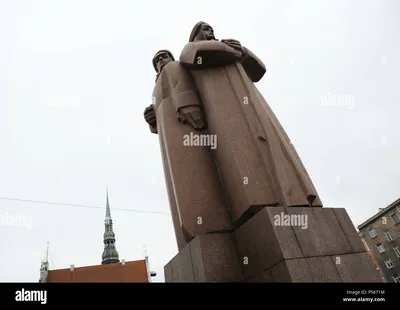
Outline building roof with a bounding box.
[357,197,400,231]
[46,259,149,283]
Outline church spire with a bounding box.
[102,189,120,264]
[39,242,49,282]
[105,187,111,222]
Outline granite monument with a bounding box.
[145,23,383,283]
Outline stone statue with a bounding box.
[179,21,323,227]
[159,23,381,284]
[143,50,176,134]
[144,50,207,134]
[145,49,232,251]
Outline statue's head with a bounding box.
[152,50,175,75]
[189,21,215,42]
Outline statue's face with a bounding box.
[155,53,173,73]
[196,23,215,41]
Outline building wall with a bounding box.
[359,207,400,283]
[361,239,387,282]
[46,259,149,283]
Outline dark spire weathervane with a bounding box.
[101,188,120,264]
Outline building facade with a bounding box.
[360,238,387,282]
[44,259,151,283]
[39,190,156,283]
[358,198,400,283]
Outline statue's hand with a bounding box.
[144,105,156,127]
[177,106,206,130]
[221,38,243,53]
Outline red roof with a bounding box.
[46,260,149,283]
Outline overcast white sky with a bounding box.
[0,0,399,282]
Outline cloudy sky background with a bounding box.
[0,0,399,282]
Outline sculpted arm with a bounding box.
[240,46,266,82]
[179,40,242,68]
[144,103,158,134]
[162,62,206,130]
[180,40,266,82]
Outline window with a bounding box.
[393,246,400,258]
[377,243,385,253]
[384,258,394,269]
[391,213,400,225]
[385,229,393,241]
[369,228,377,238]
[393,274,400,283]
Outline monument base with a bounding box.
[164,207,382,282]
[164,232,244,282]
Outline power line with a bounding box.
[0,197,170,215]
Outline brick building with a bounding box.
[39,190,156,283]
[358,198,400,283]
[360,238,387,282]
[43,258,152,283]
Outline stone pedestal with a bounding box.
[164,207,382,282]
[164,232,244,282]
